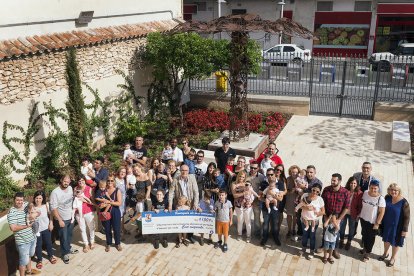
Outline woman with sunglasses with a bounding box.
[379,183,410,267]
[274,165,287,232]
[181,138,194,160]
[298,183,325,259]
[339,176,362,250]
[101,173,123,252]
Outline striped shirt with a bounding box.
[7,202,35,245]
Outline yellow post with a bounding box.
[215,71,228,92]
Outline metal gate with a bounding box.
[309,57,414,119]
[189,54,414,119]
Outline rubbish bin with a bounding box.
[215,71,228,92]
[390,65,408,87]
[354,65,371,85]
[286,62,302,81]
[319,64,336,83]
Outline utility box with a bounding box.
[390,65,408,87]
[286,62,302,81]
[319,64,335,83]
[215,71,228,92]
[354,65,371,85]
[257,64,270,79]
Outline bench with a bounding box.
[391,121,410,154]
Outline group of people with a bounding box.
[7,136,410,275]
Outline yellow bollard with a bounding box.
[215,71,228,92]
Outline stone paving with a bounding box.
[32,115,413,276]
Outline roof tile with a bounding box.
[0,19,177,60]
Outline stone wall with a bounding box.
[373,102,414,122]
[0,38,146,105]
[188,92,310,116]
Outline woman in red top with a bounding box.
[339,176,362,250]
[75,177,96,253]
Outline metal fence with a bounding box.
[189,54,414,118]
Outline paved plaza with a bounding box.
[36,115,413,276]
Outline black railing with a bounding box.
[189,53,414,118]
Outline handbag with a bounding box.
[99,206,112,221]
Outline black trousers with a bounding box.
[360,218,377,253]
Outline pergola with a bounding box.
[171,14,314,141]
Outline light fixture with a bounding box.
[76,11,94,24]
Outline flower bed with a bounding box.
[183,109,288,141]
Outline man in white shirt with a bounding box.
[50,175,78,264]
[170,138,184,165]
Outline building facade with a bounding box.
[0,0,182,176]
[183,0,414,56]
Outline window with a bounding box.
[283,46,295,52]
[196,2,207,12]
[232,9,247,15]
[355,1,371,11]
[268,46,282,53]
[317,1,333,11]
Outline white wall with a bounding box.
[0,0,182,40]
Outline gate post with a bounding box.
[309,57,314,98]
[338,60,347,116]
[372,62,382,119]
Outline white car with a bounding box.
[262,44,311,64]
[369,43,414,71]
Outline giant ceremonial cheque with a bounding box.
[141,210,216,234]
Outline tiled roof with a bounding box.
[0,19,179,60]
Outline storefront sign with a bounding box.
[141,210,215,234]
[383,27,391,35]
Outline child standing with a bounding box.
[199,192,215,245]
[260,152,273,172]
[214,190,233,252]
[152,190,169,249]
[184,149,196,174]
[175,196,191,248]
[263,182,280,213]
[323,214,340,264]
[80,157,94,185]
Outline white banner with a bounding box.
[141,210,215,234]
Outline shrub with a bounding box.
[183,109,287,137]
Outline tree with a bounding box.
[142,32,228,120]
[65,48,89,175]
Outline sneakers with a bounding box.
[62,255,69,264]
[307,251,314,260]
[291,235,298,242]
[246,237,251,243]
[154,240,160,249]
[188,236,196,244]
[267,208,271,214]
[223,243,228,252]
[161,240,168,248]
[272,206,278,211]
[236,235,242,241]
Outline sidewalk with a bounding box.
[37,115,414,276]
